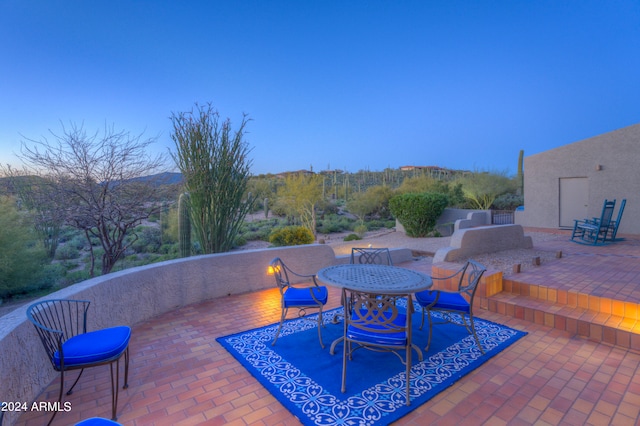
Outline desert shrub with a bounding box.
[389,192,449,237]
[318,201,339,215]
[234,235,247,247]
[317,219,343,234]
[492,193,523,210]
[159,243,179,255]
[66,234,87,250]
[343,233,361,241]
[54,244,80,260]
[347,185,394,220]
[269,226,315,247]
[365,219,395,230]
[316,214,355,234]
[130,226,163,253]
[0,196,49,300]
[354,224,368,237]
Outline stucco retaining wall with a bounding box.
[0,244,338,425]
[433,224,533,263]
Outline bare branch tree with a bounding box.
[17,122,168,276]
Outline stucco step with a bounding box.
[501,277,640,319]
[486,292,640,349]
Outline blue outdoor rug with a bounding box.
[217,301,526,425]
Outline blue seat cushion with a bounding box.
[75,418,123,426]
[54,326,131,368]
[347,310,408,346]
[415,290,470,313]
[283,286,328,308]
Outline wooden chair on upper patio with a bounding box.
[571,199,616,245]
[606,198,626,242]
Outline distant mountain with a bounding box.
[128,172,183,186]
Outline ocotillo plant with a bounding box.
[178,192,191,257]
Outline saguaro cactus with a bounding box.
[517,149,524,196]
[178,193,191,257]
[264,197,269,218]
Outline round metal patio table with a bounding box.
[316,264,433,294]
[316,264,432,354]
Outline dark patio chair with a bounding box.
[607,198,626,241]
[341,288,422,405]
[571,199,616,245]
[350,247,393,265]
[26,299,131,425]
[415,260,487,354]
[330,247,395,325]
[269,257,329,348]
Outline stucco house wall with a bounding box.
[515,123,640,235]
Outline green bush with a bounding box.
[269,226,315,247]
[354,224,368,237]
[492,193,524,210]
[130,226,162,253]
[0,196,48,300]
[234,235,247,247]
[343,233,361,241]
[316,214,355,234]
[389,192,449,237]
[54,244,81,260]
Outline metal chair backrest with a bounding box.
[26,299,91,371]
[344,289,411,336]
[269,258,291,293]
[350,247,393,266]
[457,260,487,300]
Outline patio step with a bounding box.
[485,279,640,349]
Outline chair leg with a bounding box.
[66,368,85,395]
[405,345,411,406]
[47,370,67,426]
[110,358,120,420]
[425,311,434,352]
[341,340,348,393]
[316,309,325,349]
[123,346,130,389]
[467,314,484,354]
[272,308,288,346]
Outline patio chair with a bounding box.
[607,198,626,241]
[269,257,329,348]
[331,247,395,325]
[341,288,423,405]
[26,299,131,425]
[571,199,616,245]
[415,260,487,354]
[350,247,393,265]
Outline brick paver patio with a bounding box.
[13,233,640,426]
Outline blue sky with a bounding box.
[1,1,639,176]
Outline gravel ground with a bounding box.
[322,227,568,276]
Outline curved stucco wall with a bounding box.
[0,244,337,426]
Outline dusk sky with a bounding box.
[1,1,639,176]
